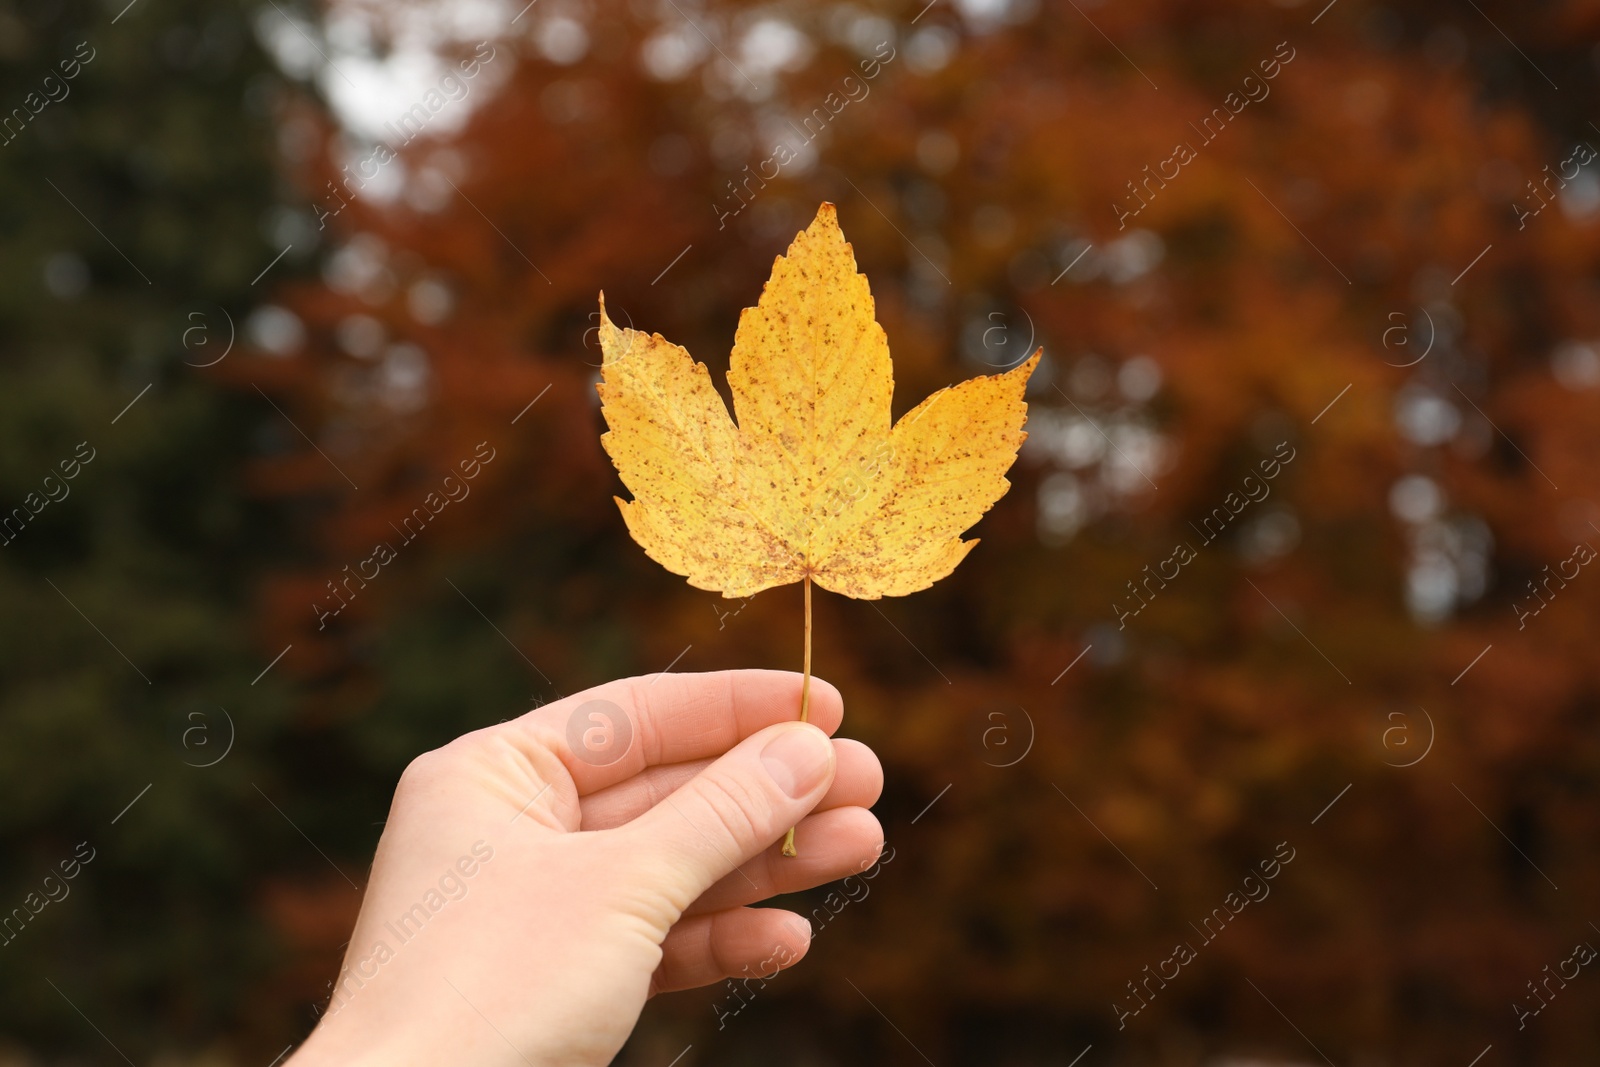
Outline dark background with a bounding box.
[3,0,1600,1062]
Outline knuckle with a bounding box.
[395,746,454,797]
[693,772,769,849]
[615,683,660,765]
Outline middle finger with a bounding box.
[578,737,882,831]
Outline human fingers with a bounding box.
[649,906,811,996]
[685,805,884,915]
[504,670,843,796]
[578,738,881,831]
[621,721,836,911]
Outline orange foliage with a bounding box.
[247,0,1600,1057]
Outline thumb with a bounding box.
[624,721,837,910]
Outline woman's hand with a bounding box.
[289,669,884,1067]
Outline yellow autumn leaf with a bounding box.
[596,202,1038,602]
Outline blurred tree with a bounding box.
[254,0,1600,1060]
[249,0,1600,1060]
[0,0,326,1058]
[10,0,1596,1061]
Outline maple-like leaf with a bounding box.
[597,202,1038,601]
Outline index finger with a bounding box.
[511,669,843,795]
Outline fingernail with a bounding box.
[761,726,833,798]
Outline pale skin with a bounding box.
[289,670,884,1067]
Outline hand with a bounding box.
[288,670,884,1067]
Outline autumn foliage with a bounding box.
[241,0,1600,1060]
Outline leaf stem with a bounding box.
[781,573,813,857]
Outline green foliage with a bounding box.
[0,0,310,1054]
